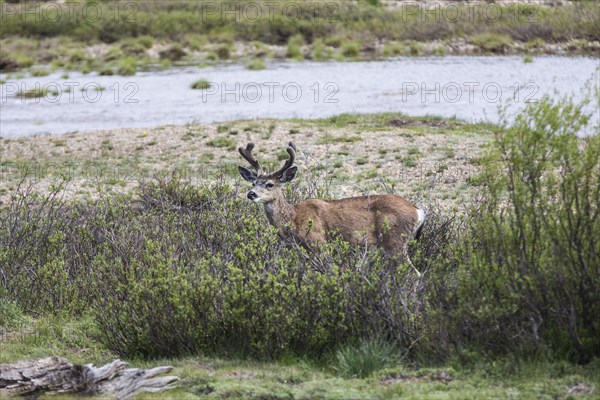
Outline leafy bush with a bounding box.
[88,181,425,359]
[0,178,423,359]
[0,292,24,331]
[422,95,600,362]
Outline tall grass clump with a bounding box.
[335,339,399,378]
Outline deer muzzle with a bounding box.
[247,191,258,201]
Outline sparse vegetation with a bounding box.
[207,137,236,149]
[191,79,212,90]
[341,41,361,58]
[246,58,266,71]
[287,34,305,60]
[470,33,513,54]
[15,88,55,99]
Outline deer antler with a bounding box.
[239,142,262,174]
[270,142,296,179]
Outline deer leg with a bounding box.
[401,243,422,278]
[384,233,422,277]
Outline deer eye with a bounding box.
[266,183,275,189]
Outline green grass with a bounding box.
[0,316,597,400]
[206,137,236,149]
[30,68,50,77]
[317,134,362,144]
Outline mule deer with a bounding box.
[238,142,426,276]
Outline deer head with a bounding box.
[238,142,298,203]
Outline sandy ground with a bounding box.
[0,116,492,211]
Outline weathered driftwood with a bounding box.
[0,356,179,399]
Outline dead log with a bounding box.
[0,356,179,399]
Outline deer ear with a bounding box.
[238,166,257,182]
[279,166,297,183]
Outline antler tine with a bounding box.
[270,142,296,178]
[238,142,262,173]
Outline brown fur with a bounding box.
[265,193,418,256]
[238,142,423,275]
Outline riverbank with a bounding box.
[0,113,493,209]
[1,0,598,76]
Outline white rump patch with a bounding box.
[413,209,426,238]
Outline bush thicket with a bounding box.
[0,96,598,363]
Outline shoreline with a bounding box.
[2,38,599,78]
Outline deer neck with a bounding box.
[263,193,295,235]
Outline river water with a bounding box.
[1,56,598,137]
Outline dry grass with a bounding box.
[0,115,492,211]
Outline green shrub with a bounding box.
[0,292,24,331]
[246,58,266,71]
[423,94,600,362]
[104,47,124,62]
[16,88,51,99]
[469,33,512,53]
[98,65,114,76]
[120,38,148,56]
[191,79,212,90]
[382,41,405,57]
[311,38,325,60]
[137,35,155,49]
[159,45,186,61]
[15,56,34,69]
[30,68,50,77]
[341,41,361,58]
[287,34,304,60]
[216,45,231,60]
[117,57,137,76]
